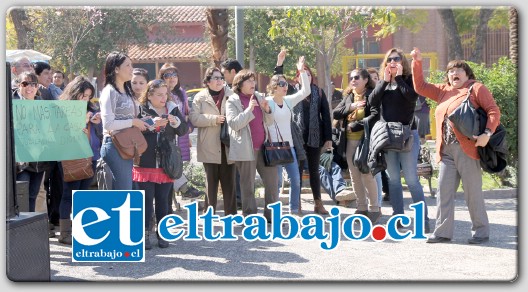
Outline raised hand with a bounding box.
[383,65,392,82]
[410,47,422,61]
[396,63,403,76]
[296,56,305,72]
[277,49,287,66]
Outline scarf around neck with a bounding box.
[307,84,321,148]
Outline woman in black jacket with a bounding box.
[134,79,188,249]
[368,48,430,232]
[333,68,381,223]
[293,64,332,215]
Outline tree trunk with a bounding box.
[9,8,34,49]
[470,9,493,63]
[249,44,255,72]
[509,7,518,68]
[438,9,464,60]
[206,8,229,67]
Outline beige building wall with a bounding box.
[393,9,449,72]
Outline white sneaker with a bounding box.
[335,189,357,201]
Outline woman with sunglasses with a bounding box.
[134,79,188,249]
[189,67,238,215]
[333,68,381,223]
[13,72,52,213]
[411,47,500,244]
[368,48,431,232]
[158,63,203,201]
[265,56,310,216]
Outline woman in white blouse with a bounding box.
[265,56,310,215]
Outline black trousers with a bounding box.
[299,146,322,201]
[203,146,237,216]
[45,162,63,225]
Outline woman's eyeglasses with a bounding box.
[448,68,465,75]
[387,56,402,62]
[20,81,38,87]
[350,75,361,81]
[162,72,178,79]
[210,76,225,81]
[277,81,288,87]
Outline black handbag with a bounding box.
[353,117,371,174]
[448,83,481,138]
[220,122,230,147]
[158,134,183,179]
[385,121,413,153]
[262,122,294,167]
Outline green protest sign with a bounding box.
[12,100,94,162]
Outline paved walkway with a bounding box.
[45,188,518,282]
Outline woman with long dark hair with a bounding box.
[99,51,148,190]
[57,76,100,245]
[293,64,332,215]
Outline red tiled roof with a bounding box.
[127,38,210,61]
[146,6,207,23]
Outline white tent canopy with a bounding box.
[6,49,52,63]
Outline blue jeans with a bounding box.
[100,137,133,190]
[60,162,96,219]
[277,147,301,211]
[319,162,346,201]
[384,130,429,221]
[375,172,383,206]
[16,170,45,212]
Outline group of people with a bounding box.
[12,44,501,248]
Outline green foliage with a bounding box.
[453,7,509,47]
[21,7,159,78]
[468,57,518,167]
[227,8,317,78]
[183,161,206,192]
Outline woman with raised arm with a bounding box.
[265,56,310,216]
[411,47,500,244]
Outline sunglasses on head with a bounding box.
[211,76,225,81]
[150,79,166,87]
[387,56,402,62]
[278,81,288,87]
[20,81,38,87]
[350,75,361,81]
[162,72,177,79]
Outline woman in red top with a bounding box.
[411,47,501,244]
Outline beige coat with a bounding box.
[190,85,234,164]
[225,91,274,161]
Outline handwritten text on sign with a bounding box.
[13,100,93,162]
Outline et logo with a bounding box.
[71,190,145,262]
